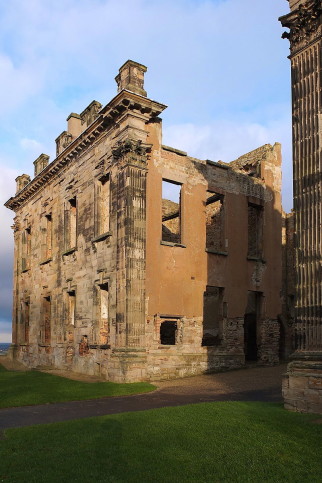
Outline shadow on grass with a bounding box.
[1,402,321,483]
[0,363,155,409]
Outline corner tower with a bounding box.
[280,0,322,413]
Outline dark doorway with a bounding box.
[244,313,257,361]
[244,291,261,361]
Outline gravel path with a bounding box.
[0,364,286,430]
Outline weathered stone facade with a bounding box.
[5,60,285,382]
[280,0,322,413]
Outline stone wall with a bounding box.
[5,61,285,382]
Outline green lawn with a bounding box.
[0,402,321,482]
[0,363,155,408]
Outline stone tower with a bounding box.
[280,0,322,413]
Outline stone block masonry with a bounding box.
[5,60,287,382]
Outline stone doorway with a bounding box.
[244,291,261,362]
[244,313,257,361]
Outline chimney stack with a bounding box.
[33,154,50,176]
[15,174,31,193]
[115,60,147,97]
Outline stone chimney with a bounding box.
[67,113,82,138]
[34,154,50,176]
[288,0,307,10]
[115,60,147,97]
[15,174,31,193]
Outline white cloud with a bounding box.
[20,138,43,152]
[0,164,18,329]
[163,115,293,212]
[0,0,294,340]
[0,54,45,119]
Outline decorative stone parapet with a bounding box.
[55,131,73,156]
[80,100,102,128]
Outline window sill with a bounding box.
[160,241,186,248]
[62,247,77,256]
[89,344,111,350]
[92,232,112,243]
[21,268,30,273]
[247,256,266,263]
[205,249,228,256]
[40,258,52,266]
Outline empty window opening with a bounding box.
[42,214,52,260]
[20,299,30,344]
[202,286,224,346]
[41,296,51,345]
[65,197,77,250]
[67,290,76,326]
[248,203,263,258]
[96,175,110,236]
[45,214,52,259]
[22,227,31,271]
[162,180,181,244]
[244,291,262,361]
[206,192,225,252]
[99,283,109,344]
[160,320,177,345]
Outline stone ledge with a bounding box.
[62,247,77,256]
[206,248,228,256]
[247,256,266,263]
[91,232,112,243]
[206,159,229,170]
[160,241,186,248]
[162,145,187,156]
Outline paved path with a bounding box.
[0,364,286,430]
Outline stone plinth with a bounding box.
[283,356,322,413]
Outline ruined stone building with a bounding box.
[280,0,322,413]
[5,60,285,381]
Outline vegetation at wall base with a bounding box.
[1,402,321,482]
[0,363,155,408]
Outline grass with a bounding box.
[0,402,321,482]
[0,363,155,408]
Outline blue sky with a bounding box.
[0,0,292,342]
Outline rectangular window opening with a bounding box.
[67,290,76,326]
[96,175,110,236]
[160,319,177,345]
[22,227,31,271]
[65,197,77,250]
[99,283,109,345]
[45,214,52,259]
[202,286,224,346]
[206,192,225,252]
[162,180,181,244]
[247,203,263,258]
[41,296,51,345]
[20,299,30,344]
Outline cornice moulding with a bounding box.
[5,90,167,212]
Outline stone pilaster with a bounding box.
[109,140,149,381]
[280,0,322,413]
